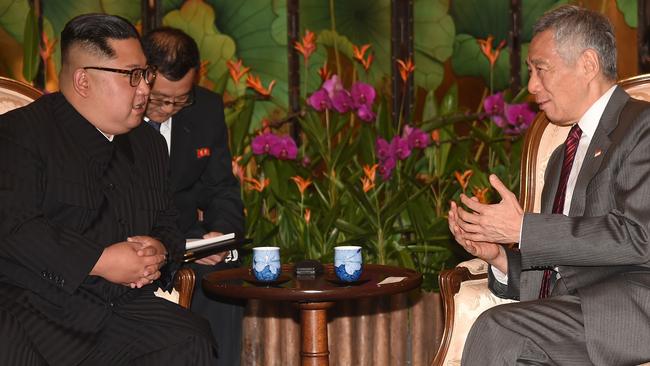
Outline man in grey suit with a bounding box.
[449,5,650,365]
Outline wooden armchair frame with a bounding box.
[432,74,650,366]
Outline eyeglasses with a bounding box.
[148,90,195,109]
[82,65,157,87]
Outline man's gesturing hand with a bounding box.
[456,174,523,244]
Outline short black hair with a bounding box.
[61,13,140,65]
[142,27,200,81]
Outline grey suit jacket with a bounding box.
[489,87,650,365]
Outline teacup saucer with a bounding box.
[245,273,290,287]
[325,274,370,286]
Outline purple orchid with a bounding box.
[403,125,430,149]
[331,89,354,114]
[376,138,391,161]
[503,103,536,135]
[357,104,376,122]
[252,132,279,155]
[484,92,505,116]
[270,135,298,160]
[322,74,345,99]
[390,136,411,161]
[378,157,396,180]
[350,82,376,108]
[307,89,332,111]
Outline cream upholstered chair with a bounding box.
[0,76,42,113]
[431,74,650,366]
[0,76,196,309]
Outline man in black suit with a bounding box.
[142,27,245,365]
[0,14,217,365]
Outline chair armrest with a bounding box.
[154,267,196,309]
[174,267,196,309]
[432,259,516,366]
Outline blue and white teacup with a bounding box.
[252,247,281,282]
[334,246,363,282]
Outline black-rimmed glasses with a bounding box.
[148,89,195,109]
[83,65,157,87]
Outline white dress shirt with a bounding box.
[491,85,617,283]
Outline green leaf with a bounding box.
[422,88,438,123]
[414,51,445,92]
[0,0,30,41]
[21,6,39,82]
[225,98,255,156]
[440,83,458,115]
[163,0,236,85]
[207,0,288,127]
[521,0,568,41]
[414,0,455,62]
[100,0,141,24]
[616,0,637,28]
[450,33,510,91]
[451,0,509,43]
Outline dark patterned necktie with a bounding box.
[145,120,161,132]
[538,123,582,299]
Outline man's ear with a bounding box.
[72,68,90,98]
[580,48,600,80]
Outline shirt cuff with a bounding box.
[491,265,508,284]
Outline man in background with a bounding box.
[142,26,245,365]
[449,5,650,365]
[0,14,216,365]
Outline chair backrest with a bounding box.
[0,76,42,115]
[519,73,650,214]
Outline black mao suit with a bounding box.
[0,93,216,365]
[159,85,245,365]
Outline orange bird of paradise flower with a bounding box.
[353,44,374,71]
[318,62,331,82]
[290,176,313,195]
[226,59,250,85]
[396,57,415,83]
[454,170,473,193]
[294,30,316,63]
[430,129,440,145]
[231,156,245,182]
[304,208,311,224]
[477,35,506,67]
[246,73,276,97]
[361,164,378,192]
[472,187,490,204]
[244,177,270,192]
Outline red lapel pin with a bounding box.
[196,147,211,158]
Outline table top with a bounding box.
[202,263,422,302]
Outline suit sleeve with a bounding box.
[0,128,102,295]
[196,95,245,236]
[520,109,650,269]
[488,248,522,300]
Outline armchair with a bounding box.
[0,76,196,309]
[431,74,650,366]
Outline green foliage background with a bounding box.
[0,0,635,290]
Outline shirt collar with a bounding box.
[577,85,617,138]
[144,115,172,127]
[96,128,114,141]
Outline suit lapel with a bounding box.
[541,147,563,214]
[569,87,629,216]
